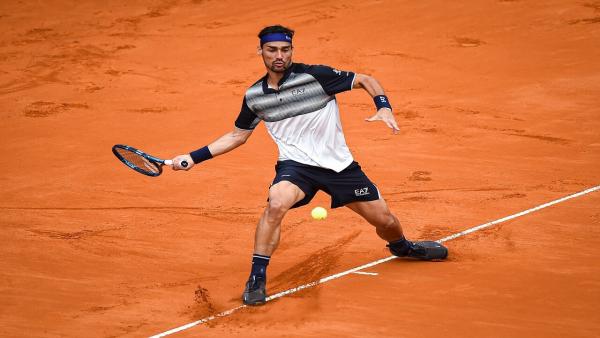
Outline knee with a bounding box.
[266,199,289,220]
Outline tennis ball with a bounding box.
[311,206,327,220]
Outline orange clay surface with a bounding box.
[1,1,600,337]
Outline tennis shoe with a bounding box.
[388,240,448,260]
[242,275,267,306]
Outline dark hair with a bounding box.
[258,25,295,39]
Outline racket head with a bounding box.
[112,144,165,177]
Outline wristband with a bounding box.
[373,95,392,111]
[189,146,213,164]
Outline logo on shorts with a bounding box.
[355,187,370,196]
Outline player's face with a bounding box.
[260,41,293,73]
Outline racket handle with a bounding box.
[164,160,173,166]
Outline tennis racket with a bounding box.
[112,144,188,177]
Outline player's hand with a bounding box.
[171,154,194,171]
[365,108,400,134]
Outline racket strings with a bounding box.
[116,148,160,174]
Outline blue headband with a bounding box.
[260,32,292,46]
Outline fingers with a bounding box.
[179,159,193,171]
[384,120,400,134]
[170,155,194,171]
[383,120,399,134]
[173,162,192,171]
[388,118,400,134]
[365,114,381,122]
[366,109,400,134]
[366,118,399,134]
[173,161,185,170]
[378,108,400,134]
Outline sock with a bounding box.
[388,237,410,256]
[250,254,270,279]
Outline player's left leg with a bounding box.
[325,162,447,260]
[346,198,448,260]
[345,198,404,242]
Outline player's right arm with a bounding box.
[208,127,253,155]
[171,127,253,171]
[205,127,254,160]
[172,96,260,171]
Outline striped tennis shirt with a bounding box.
[235,63,356,173]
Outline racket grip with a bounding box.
[164,160,173,166]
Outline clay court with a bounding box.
[1,0,600,337]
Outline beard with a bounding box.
[267,59,291,73]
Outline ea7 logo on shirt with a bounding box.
[291,88,306,96]
[332,69,342,75]
[355,187,370,196]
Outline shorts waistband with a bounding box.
[276,160,358,172]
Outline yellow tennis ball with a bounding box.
[311,206,327,220]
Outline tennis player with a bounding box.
[172,25,448,306]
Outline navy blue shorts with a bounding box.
[271,160,380,209]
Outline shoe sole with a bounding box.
[243,299,266,306]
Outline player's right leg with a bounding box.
[254,181,306,256]
[243,180,306,306]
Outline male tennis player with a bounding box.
[172,25,448,306]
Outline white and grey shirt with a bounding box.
[235,63,356,173]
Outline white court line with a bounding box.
[150,185,600,338]
[352,271,379,276]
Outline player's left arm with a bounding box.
[353,74,400,134]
